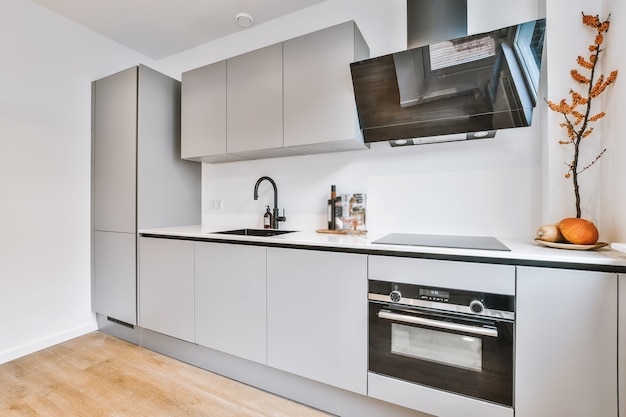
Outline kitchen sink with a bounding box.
[213,228,297,237]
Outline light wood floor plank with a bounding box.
[0,331,332,417]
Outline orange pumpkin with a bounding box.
[558,218,599,245]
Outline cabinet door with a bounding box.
[138,237,194,342]
[93,67,137,233]
[283,21,368,151]
[181,62,246,163]
[515,266,617,417]
[194,242,267,364]
[181,62,226,160]
[93,231,136,324]
[267,248,368,394]
[137,65,202,228]
[227,43,284,155]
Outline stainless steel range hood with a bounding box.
[350,1,546,146]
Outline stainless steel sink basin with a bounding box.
[213,228,297,237]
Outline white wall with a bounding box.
[158,0,546,239]
[0,0,151,363]
[602,0,626,243]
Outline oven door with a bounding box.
[369,302,514,406]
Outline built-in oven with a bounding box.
[368,280,515,407]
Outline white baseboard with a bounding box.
[0,320,98,365]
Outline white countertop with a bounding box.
[139,224,626,272]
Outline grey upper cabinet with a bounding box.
[181,21,369,163]
[227,43,292,159]
[92,65,201,325]
[283,21,369,153]
[181,61,245,163]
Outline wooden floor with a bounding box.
[0,331,332,416]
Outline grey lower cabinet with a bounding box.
[138,237,194,343]
[266,248,368,395]
[194,242,267,364]
[515,266,618,417]
[93,231,136,325]
[138,238,368,395]
[92,65,201,326]
[134,238,624,417]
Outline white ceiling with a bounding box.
[31,0,327,59]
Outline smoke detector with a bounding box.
[235,13,254,27]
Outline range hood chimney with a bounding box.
[407,0,467,49]
[396,0,470,111]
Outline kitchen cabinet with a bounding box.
[266,248,368,395]
[122,231,626,417]
[227,43,290,159]
[93,231,136,324]
[181,21,368,163]
[181,61,245,163]
[194,242,267,364]
[138,237,194,342]
[283,20,369,153]
[515,266,618,417]
[92,65,201,325]
[93,68,136,234]
[181,44,290,162]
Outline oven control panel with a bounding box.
[368,280,514,320]
[418,288,450,302]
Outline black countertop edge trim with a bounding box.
[139,233,626,274]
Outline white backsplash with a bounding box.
[201,124,542,239]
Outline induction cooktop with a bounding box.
[372,233,510,251]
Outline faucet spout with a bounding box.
[254,176,278,210]
[253,176,286,229]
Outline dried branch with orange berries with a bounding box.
[546,12,618,218]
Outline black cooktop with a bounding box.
[372,233,510,251]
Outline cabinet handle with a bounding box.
[378,310,498,338]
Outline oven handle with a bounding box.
[378,309,499,338]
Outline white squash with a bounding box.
[536,224,564,242]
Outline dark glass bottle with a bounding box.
[263,205,272,229]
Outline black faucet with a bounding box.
[253,176,286,229]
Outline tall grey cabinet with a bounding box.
[92,65,201,325]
